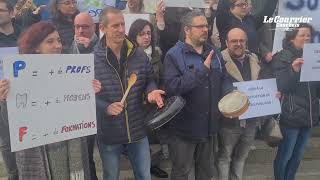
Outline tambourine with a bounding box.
[146,96,186,130]
[218,90,249,118]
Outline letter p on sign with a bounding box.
[13,61,26,78]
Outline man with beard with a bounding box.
[216,27,264,180]
[0,1,19,179]
[163,11,224,180]
[69,12,98,54]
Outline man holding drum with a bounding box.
[216,27,267,180]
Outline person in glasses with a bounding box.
[69,12,98,54]
[216,0,278,55]
[0,1,20,179]
[163,11,224,180]
[49,0,79,53]
[68,12,99,180]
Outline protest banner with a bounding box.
[273,0,320,53]
[300,43,320,81]
[77,0,116,23]
[163,0,209,8]
[124,14,151,34]
[0,47,18,79]
[233,79,281,120]
[2,54,96,152]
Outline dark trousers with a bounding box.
[87,135,98,180]
[168,135,215,180]
[1,149,18,180]
[0,102,18,180]
[81,135,98,180]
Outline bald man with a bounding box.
[69,12,99,180]
[217,27,268,180]
[69,12,98,54]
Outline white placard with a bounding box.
[273,0,320,54]
[233,79,281,120]
[300,43,320,81]
[77,0,116,23]
[144,0,209,13]
[164,0,209,8]
[0,47,18,79]
[3,54,97,152]
[124,14,151,34]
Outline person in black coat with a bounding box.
[272,24,320,180]
[49,0,79,53]
[216,0,278,55]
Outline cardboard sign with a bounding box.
[233,79,281,120]
[3,54,97,152]
[0,47,18,79]
[124,13,151,34]
[77,0,116,23]
[300,43,320,81]
[273,0,320,53]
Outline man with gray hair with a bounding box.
[163,10,224,180]
[94,6,165,180]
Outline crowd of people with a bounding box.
[0,0,319,180]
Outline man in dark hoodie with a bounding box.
[94,7,165,180]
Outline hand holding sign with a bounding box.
[0,79,9,100]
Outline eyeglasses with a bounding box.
[74,24,91,30]
[138,31,152,37]
[229,39,246,44]
[189,24,209,29]
[234,2,248,8]
[59,0,77,6]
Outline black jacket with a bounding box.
[216,0,278,55]
[94,37,157,145]
[271,46,320,128]
[163,41,224,141]
[50,11,79,53]
[0,23,21,47]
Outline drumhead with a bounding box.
[146,96,186,130]
[218,90,249,118]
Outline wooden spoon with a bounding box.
[120,73,137,104]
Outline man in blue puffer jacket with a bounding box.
[163,11,225,180]
[94,7,165,180]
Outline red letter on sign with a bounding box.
[19,127,28,142]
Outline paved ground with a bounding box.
[1,127,320,179]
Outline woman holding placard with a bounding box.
[0,21,101,180]
[272,23,320,180]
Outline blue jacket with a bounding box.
[163,41,224,141]
[94,37,157,145]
